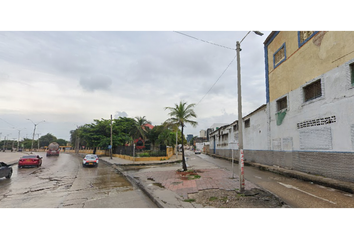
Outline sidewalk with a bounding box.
[100,153,269,208]
[0,151,30,165]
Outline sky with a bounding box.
[0,30,270,141]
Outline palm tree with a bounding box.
[132,116,151,142]
[165,101,197,171]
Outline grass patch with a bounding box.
[209,197,218,201]
[183,199,196,203]
[188,174,201,180]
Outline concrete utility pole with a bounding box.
[236,40,245,192]
[236,31,264,192]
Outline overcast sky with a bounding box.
[0,31,270,141]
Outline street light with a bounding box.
[252,30,263,36]
[236,31,264,193]
[27,119,45,153]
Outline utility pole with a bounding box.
[236,31,264,193]
[27,119,45,153]
[110,114,113,159]
[236,40,245,192]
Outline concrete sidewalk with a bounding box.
[0,151,31,165]
[99,153,262,208]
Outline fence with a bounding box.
[113,145,167,157]
[113,146,134,156]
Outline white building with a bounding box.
[208,31,354,183]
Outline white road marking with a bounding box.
[254,176,262,179]
[278,182,336,205]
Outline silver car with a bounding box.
[195,149,201,154]
[83,154,99,167]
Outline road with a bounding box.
[186,151,354,208]
[0,152,156,208]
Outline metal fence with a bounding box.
[113,146,134,156]
[112,145,167,157]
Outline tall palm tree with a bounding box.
[165,101,197,171]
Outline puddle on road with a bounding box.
[88,164,132,190]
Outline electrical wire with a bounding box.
[174,31,235,51]
[197,55,236,105]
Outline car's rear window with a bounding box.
[86,155,96,160]
[22,155,37,158]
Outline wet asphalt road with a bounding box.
[0,153,156,208]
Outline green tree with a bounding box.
[165,101,197,171]
[132,116,152,143]
[39,133,57,147]
[69,117,136,150]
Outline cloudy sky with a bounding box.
[0,30,271,141]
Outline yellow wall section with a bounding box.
[267,31,354,102]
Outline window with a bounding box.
[273,43,286,68]
[276,96,287,112]
[303,79,322,102]
[233,124,238,131]
[350,63,354,86]
[298,31,317,47]
[244,119,250,128]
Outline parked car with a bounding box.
[18,155,42,168]
[83,154,99,167]
[195,149,201,154]
[0,162,12,179]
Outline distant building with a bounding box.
[186,134,193,144]
[206,123,228,141]
[200,130,206,138]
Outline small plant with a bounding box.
[183,199,196,202]
[188,174,201,180]
[209,197,218,201]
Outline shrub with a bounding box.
[138,152,150,157]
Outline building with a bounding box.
[263,31,354,182]
[200,130,206,138]
[209,31,354,183]
[186,134,193,144]
[206,123,228,141]
[209,105,267,157]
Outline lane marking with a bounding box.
[254,176,262,179]
[278,182,336,205]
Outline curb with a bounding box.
[99,158,165,208]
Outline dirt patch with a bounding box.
[177,170,201,180]
[188,189,287,208]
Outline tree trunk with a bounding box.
[181,125,187,171]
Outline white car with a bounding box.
[83,154,99,167]
[195,149,201,154]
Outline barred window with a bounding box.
[274,43,286,68]
[298,31,317,47]
[277,96,287,111]
[300,31,314,44]
[303,79,322,102]
[275,46,285,64]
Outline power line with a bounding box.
[197,55,236,105]
[174,31,235,51]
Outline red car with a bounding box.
[18,155,42,168]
